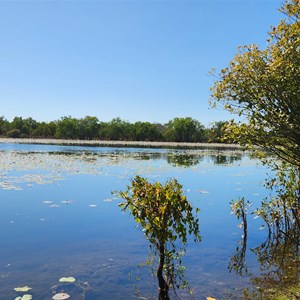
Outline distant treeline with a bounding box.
[0,116,228,143]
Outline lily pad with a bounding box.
[59,276,76,283]
[14,286,32,292]
[15,295,32,300]
[52,293,70,300]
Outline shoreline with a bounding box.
[0,138,243,149]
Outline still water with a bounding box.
[0,144,271,299]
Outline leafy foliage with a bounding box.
[164,117,206,143]
[207,121,228,143]
[211,0,300,247]
[210,0,300,167]
[118,176,201,295]
[0,115,225,143]
[213,6,300,299]
[254,163,300,237]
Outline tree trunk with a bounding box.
[157,243,169,300]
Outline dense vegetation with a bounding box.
[211,1,300,298]
[210,0,300,167]
[0,116,227,143]
[210,0,300,229]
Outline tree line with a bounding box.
[0,116,228,143]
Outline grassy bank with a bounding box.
[0,138,243,149]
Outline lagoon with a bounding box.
[0,143,271,299]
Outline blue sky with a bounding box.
[1,0,283,126]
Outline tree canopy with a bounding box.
[164,117,206,143]
[0,115,226,144]
[210,0,300,167]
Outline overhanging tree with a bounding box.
[210,0,300,237]
[210,0,300,167]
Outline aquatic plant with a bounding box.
[119,175,201,299]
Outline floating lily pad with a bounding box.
[14,286,32,292]
[59,276,76,283]
[15,295,32,300]
[52,293,70,300]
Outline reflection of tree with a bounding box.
[228,198,249,276]
[166,153,203,167]
[229,198,300,299]
[49,150,244,168]
[250,226,300,298]
[211,154,243,165]
[167,152,243,167]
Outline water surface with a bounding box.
[0,144,271,299]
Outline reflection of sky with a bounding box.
[0,143,272,299]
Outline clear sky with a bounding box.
[1,0,283,126]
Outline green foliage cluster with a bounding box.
[211,2,300,298]
[210,0,300,167]
[210,0,300,233]
[118,176,200,297]
[0,115,228,143]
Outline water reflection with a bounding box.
[0,143,265,299]
[251,228,300,293]
[47,148,245,167]
[211,154,243,165]
[166,153,203,167]
[228,198,249,276]
[230,204,300,299]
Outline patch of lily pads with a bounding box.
[0,147,251,191]
[13,277,76,299]
[14,286,32,300]
[14,286,32,292]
